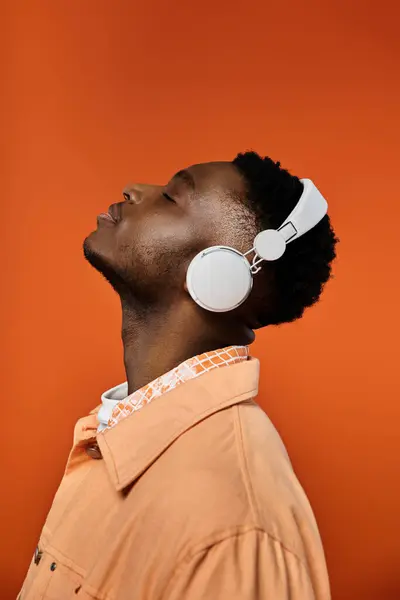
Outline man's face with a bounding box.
[83,161,257,305]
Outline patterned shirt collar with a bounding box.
[98,346,249,432]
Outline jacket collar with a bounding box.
[96,358,259,491]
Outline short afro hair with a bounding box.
[232,151,338,327]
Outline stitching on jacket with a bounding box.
[161,527,311,599]
[234,403,260,524]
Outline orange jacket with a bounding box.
[19,358,330,599]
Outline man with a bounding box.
[20,151,337,599]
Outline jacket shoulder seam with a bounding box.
[233,403,260,524]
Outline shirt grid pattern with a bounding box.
[105,345,249,431]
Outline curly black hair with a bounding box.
[232,151,338,327]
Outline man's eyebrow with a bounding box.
[172,169,195,190]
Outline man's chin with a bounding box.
[83,237,125,293]
[83,235,105,269]
[82,235,151,304]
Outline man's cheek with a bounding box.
[144,225,193,254]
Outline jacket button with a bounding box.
[34,546,42,565]
[50,562,57,571]
[85,442,102,459]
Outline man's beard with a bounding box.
[83,238,131,297]
[83,236,185,310]
[82,238,160,309]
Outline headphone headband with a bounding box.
[279,179,328,243]
[252,179,328,266]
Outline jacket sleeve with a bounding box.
[163,529,327,600]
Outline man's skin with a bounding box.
[84,161,271,394]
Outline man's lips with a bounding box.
[97,203,122,224]
[98,212,116,223]
[108,203,122,223]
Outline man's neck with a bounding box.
[120,299,254,395]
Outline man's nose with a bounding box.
[122,184,155,205]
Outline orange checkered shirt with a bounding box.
[101,346,249,431]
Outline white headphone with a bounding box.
[186,179,328,313]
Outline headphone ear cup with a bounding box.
[186,247,253,313]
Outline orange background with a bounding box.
[2,1,399,598]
